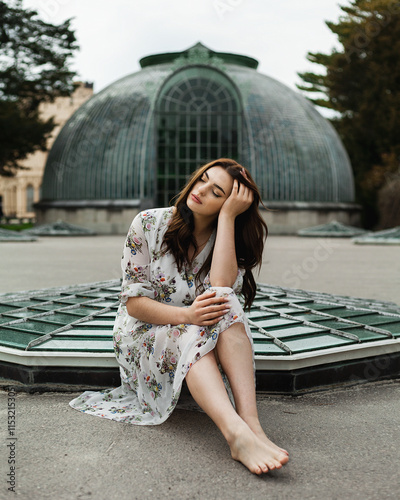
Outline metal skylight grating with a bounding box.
[353,226,400,245]
[0,228,37,242]
[298,220,366,237]
[0,281,399,358]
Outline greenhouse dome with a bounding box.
[37,43,359,234]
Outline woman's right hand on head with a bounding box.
[184,291,230,326]
[219,179,254,219]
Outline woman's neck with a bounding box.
[192,212,216,236]
[188,215,216,261]
[194,228,213,242]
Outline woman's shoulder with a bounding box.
[136,207,175,232]
[138,207,174,221]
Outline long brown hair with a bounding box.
[162,158,268,310]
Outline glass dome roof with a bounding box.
[41,43,355,205]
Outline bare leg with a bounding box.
[215,322,289,459]
[185,349,287,474]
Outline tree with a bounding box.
[0,0,78,176]
[297,0,400,228]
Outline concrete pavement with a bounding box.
[1,381,399,499]
[1,235,399,499]
[1,235,399,304]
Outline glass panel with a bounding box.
[26,185,34,213]
[158,147,165,160]
[210,146,218,158]
[156,74,241,206]
[189,146,197,159]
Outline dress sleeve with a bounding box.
[202,267,245,295]
[119,213,157,305]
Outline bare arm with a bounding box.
[123,212,230,327]
[209,212,237,287]
[126,290,230,326]
[209,179,253,287]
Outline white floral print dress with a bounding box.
[69,207,254,425]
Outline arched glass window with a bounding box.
[26,184,34,213]
[156,68,242,207]
[10,186,17,216]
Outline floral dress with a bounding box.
[69,207,254,425]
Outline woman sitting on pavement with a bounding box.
[70,158,289,474]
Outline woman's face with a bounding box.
[186,166,234,219]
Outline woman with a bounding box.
[70,158,289,474]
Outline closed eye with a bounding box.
[200,175,222,197]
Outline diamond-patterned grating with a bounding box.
[0,280,399,353]
[0,282,119,352]
[353,225,400,245]
[23,220,96,236]
[297,220,366,238]
[0,280,399,392]
[0,228,37,242]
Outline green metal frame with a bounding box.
[155,67,242,206]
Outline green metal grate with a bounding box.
[0,281,399,356]
[353,226,400,245]
[23,220,96,236]
[0,228,37,242]
[298,220,366,238]
[1,280,400,392]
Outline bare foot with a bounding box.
[228,423,289,475]
[244,416,289,457]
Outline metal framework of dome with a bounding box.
[24,221,96,236]
[0,228,37,242]
[298,220,367,237]
[39,42,355,210]
[353,226,400,245]
[1,280,399,394]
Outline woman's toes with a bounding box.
[279,452,290,465]
[254,465,263,475]
[266,461,275,471]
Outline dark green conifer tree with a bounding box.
[297,0,400,227]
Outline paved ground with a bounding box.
[1,235,399,304]
[1,235,399,499]
[1,381,400,499]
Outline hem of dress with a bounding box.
[69,287,253,426]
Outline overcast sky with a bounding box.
[24,0,344,101]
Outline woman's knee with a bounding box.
[217,323,253,358]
